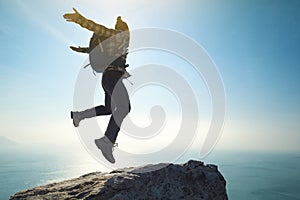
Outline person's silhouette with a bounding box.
[64,9,131,163]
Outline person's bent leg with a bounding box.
[71,90,114,127]
[95,91,114,116]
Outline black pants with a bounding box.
[94,69,131,143]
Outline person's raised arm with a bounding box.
[63,8,117,38]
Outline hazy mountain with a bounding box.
[0,135,18,148]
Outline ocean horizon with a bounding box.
[1,147,299,200]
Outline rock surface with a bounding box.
[10,160,228,200]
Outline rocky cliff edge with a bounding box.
[10,160,228,200]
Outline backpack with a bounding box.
[85,33,129,74]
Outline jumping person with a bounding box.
[63,9,131,163]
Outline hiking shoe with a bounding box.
[70,111,81,127]
[95,136,116,163]
[71,108,97,127]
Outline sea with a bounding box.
[0,148,299,200]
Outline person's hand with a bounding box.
[63,8,82,23]
[70,46,88,53]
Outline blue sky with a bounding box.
[0,0,299,152]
